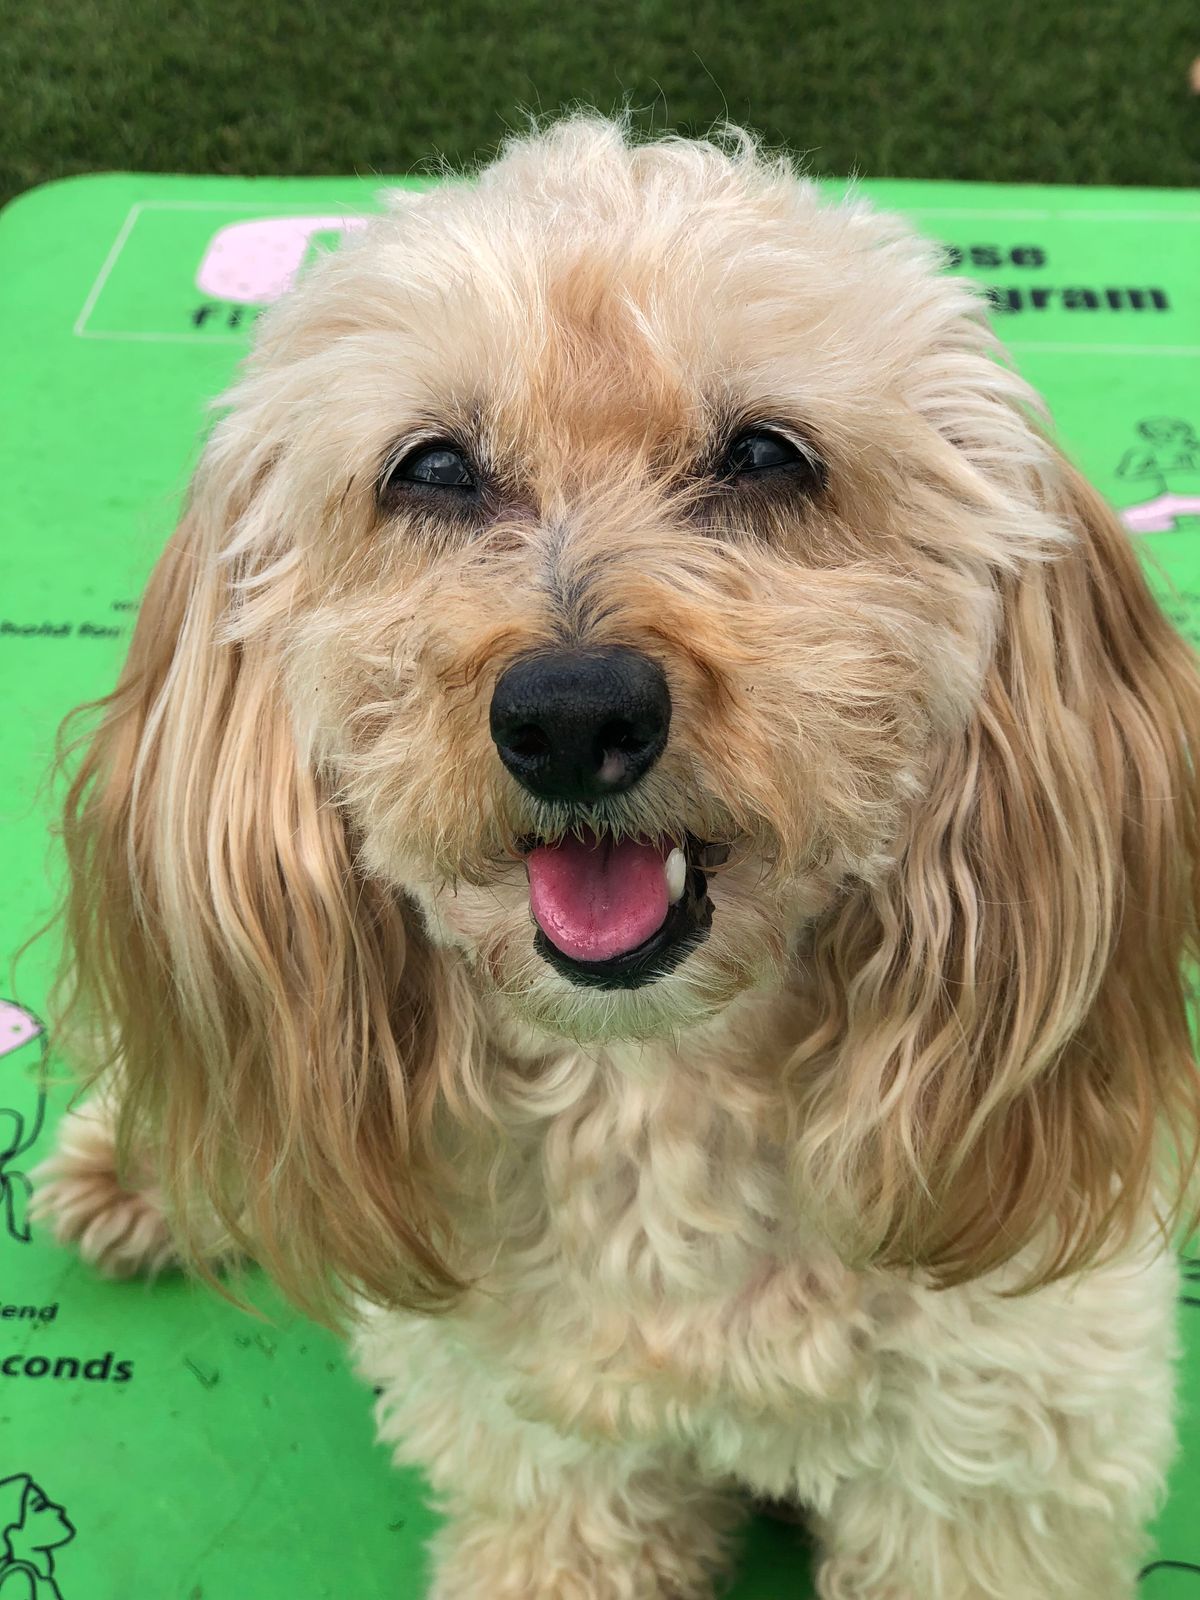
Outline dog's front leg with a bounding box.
[355,1306,746,1600]
[813,1474,1152,1600]
[426,1465,743,1600]
[805,1252,1178,1600]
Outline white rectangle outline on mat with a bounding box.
[73,199,377,344]
[75,199,1200,355]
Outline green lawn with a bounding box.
[1,0,1198,209]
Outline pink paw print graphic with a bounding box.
[0,1001,48,1245]
[1,1001,42,1059]
[1121,493,1200,535]
[196,214,369,305]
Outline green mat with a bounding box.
[2,171,1199,1598]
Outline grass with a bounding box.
[1,0,1198,210]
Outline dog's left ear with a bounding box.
[800,450,1200,1287]
[49,435,475,1322]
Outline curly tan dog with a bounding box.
[34,119,1200,1598]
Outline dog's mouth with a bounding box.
[521,828,719,990]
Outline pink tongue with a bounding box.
[527,833,669,962]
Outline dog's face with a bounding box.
[61,121,1200,1308]
[219,125,1058,1043]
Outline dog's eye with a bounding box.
[720,429,826,490]
[383,442,477,495]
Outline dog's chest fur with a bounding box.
[361,1024,1176,1513]
[443,1033,902,1454]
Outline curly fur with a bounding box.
[34,117,1200,1598]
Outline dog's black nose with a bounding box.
[490,646,671,803]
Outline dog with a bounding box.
[31,117,1200,1599]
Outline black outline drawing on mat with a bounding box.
[1146,1281,1200,1587]
[0,1001,49,1245]
[1141,1560,1200,1588]
[0,1474,75,1598]
[1118,418,1200,535]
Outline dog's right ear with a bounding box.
[51,446,469,1320]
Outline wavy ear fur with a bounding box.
[51,463,469,1321]
[798,456,1200,1287]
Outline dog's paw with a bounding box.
[29,1098,179,1277]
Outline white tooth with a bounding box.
[665,847,687,905]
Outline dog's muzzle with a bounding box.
[490,648,713,989]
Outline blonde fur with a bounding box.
[35,117,1200,1597]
